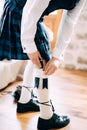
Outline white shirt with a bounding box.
[21,0,51,53]
[21,0,86,60]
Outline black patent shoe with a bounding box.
[17,99,40,113]
[13,85,22,101]
[37,113,70,130]
[13,85,37,102]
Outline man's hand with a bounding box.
[44,57,60,75]
[27,51,42,68]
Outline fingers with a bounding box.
[44,62,56,75]
[27,51,42,68]
[35,57,42,68]
[44,58,59,75]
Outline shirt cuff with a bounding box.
[52,48,64,61]
[22,41,37,53]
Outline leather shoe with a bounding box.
[13,85,22,102]
[37,113,70,130]
[17,99,40,113]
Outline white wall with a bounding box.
[61,3,87,71]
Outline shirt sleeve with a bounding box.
[52,0,86,60]
[21,0,51,53]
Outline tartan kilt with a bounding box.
[0,0,29,60]
[0,0,50,61]
[0,0,51,61]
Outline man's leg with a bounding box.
[14,60,40,113]
[33,66,70,130]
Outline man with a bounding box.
[21,0,86,130]
[0,0,86,129]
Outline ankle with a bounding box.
[37,100,54,120]
[19,86,32,103]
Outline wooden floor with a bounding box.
[0,68,87,130]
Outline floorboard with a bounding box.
[0,68,87,130]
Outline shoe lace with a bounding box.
[36,100,55,112]
[0,85,22,97]
[22,86,37,99]
[0,90,14,97]
[0,85,37,99]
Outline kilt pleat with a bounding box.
[0,0,50,61]
[0,0,29,60]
